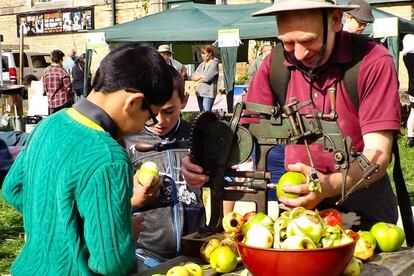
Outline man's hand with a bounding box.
[181,155,209,189]
[277,163,328,210]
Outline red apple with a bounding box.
[243,211,256,223]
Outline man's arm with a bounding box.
[278,130,394,210]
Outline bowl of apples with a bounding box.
[235,208,357,276]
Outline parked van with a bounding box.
[1,50,51,87]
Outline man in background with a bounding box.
[247,44,273,83]
[63,49,78,74]
[158,44,188,79]
[343,0,374,34]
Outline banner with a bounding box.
[16,6,94,37]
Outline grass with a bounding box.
[0,193,24,275]
[0,132,413,274]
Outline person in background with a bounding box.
[121,66,204,272]
[343,0,374,34]
[2,43,174,275]
[181,0,401,231]
[247,44,273,83]
[192,45,219,112]
[72,53,91,102]
[158,44,188,79]
[403,34,414,148]
[42,49,73,114]
[63,49,78,74]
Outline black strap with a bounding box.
[392,137,414,246]
[269,43,290,106]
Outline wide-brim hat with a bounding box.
[157,44,173,53]
[252,0,359,17]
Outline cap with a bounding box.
[252,0,359,17]
[347,0,375,24]
[157,44,173,53]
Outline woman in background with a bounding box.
[403,34,414,147]
[191,45,219,112]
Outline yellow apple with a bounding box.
[138,161,159,187]
[209,245,238,273]
[166,265,191,276]
[183,262,204,276]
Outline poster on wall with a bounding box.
[17,7,94,37]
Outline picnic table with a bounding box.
[137,247,414,276]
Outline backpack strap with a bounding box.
[269,43,291,106]
[341,33,370,111]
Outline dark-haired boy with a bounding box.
[2,43,174,275]
[121,66,205,272]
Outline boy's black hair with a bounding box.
[50,50,65,63]
[167,65,185,101]
[92,43,173,107]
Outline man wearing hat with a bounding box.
[181,0,401,231]
[158,44,188,79]
[343,0,375,34]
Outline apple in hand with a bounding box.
[166,265,191,276]
[276,171,306,199]
[209,245,238,273]
[183,262,204,276]
[370,222,405,252]
[137,161,160,187]
[200,238,221,263]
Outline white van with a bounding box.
[1,50,51,87]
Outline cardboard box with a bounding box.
[185,80,198,96]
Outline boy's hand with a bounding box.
[131,171,162,208]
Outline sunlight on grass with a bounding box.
[0,192,24,275]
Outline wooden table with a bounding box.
[137,247,414,276]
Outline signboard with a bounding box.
[16,6,94,37]
[373,17,398,38]
[217,29,240,48]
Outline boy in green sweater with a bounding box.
[2,43,173,275]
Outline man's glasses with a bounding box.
[352,16,368,29]
[124,88,158,127]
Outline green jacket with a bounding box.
[2,109,135,275]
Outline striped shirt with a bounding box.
[43,64,73,108]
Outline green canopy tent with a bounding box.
[95,2,414,111]
[97,3,278,112]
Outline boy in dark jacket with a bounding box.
[121,66,205,272]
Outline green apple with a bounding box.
[199,238,221,263]
[370,222,405,252]
[222,211,244,234]
[354,230,376,260]
[281,235,317,249]
[241,212,274,236]
[138,161,159,187]
[209,245,238,273]
[276,171,306,199]
[343,257,363,276]
[243,224,274,248]
[286,211,323,243]
[166,265,191,276]
[183,262,204,276]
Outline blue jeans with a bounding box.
[197,96,215,112]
